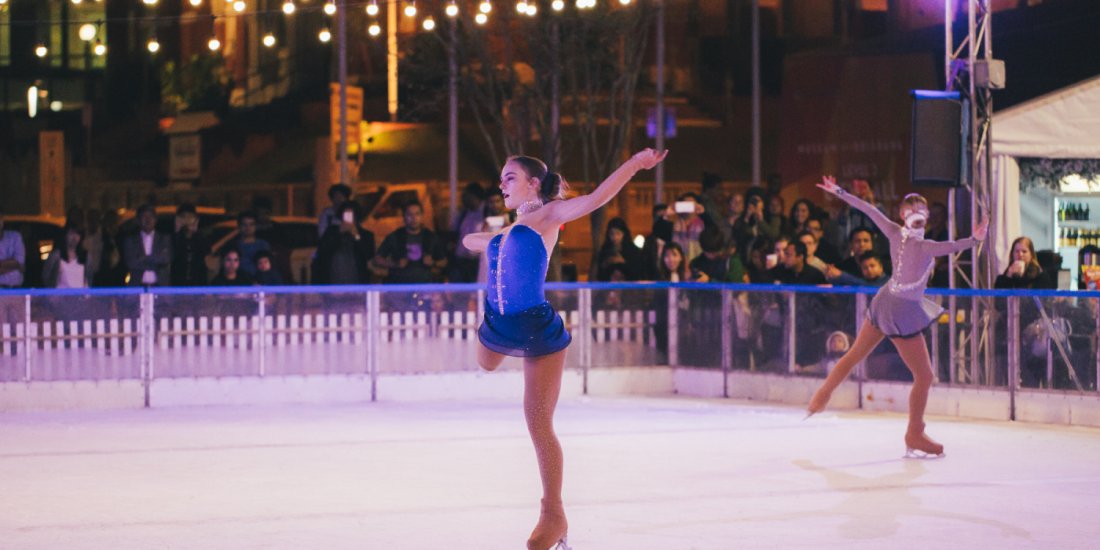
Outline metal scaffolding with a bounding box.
[945,0,995,384]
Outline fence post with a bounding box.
[579,287,592,395]
[141,292,155,408]
[1006,296,1019,420]
[787,291,796,374]
[948,294,958,384]
[257,291,267,377]
[668,286,679,367]
[855,292,868,408]
[23,294,31,382]
[721,289,732,398]
[367,290,380,402]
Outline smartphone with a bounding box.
[674,201,694,214]
[486,215,505,230]
[766,253,778,269]
[342,210,354,224]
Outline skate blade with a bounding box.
[904,448,945,459]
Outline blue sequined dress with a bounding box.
[478,224,572,357]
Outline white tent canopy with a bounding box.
[990,75,1100,273]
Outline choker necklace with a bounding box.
[517,199,544,216]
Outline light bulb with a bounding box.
[188,0,202,6]
[79,23,97,42]
[282,1,295,15]
[479,1,492,14]
[232,0,245,13]
[368,23,381,37]
[262,33,276,47]
[147,38,160,53]
[318,28,332,43]
[35,44,48,58]
[475,12,488,24]
[324,1,336,15]
[208,37,221,51]
[142,0,157,5]
[551,0,564,11]
[526,4,537,15]
[404,3,417,17]
[93,39,107,56]
[619,0,630,5]
[366,1,379,16]
[72,0,83,5]
[445,2,458,17]
[515,1,527,13]
[422,17,435,31]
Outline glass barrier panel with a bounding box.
[266,291,368,377]
[791,289,860,379]
[588,287,662,368]
[1018,295,1099,392]
[377,288,484,374]
[672,287,724,369]
[153,292,261,378]
[732,288,790,373]
[29,293,141,382]
[0,294,26,383]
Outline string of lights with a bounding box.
[2,0,634,57]
[0,0,626,28]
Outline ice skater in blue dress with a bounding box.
[463,148,668,550]
[807,176,989,457]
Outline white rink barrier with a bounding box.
[2,319,138,356]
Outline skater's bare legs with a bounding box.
[892,333,943,455]
[524,349,568,550]
[808,319,885,415]
[477,343,506,372]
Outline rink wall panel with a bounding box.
[151,376,374,408]
[0,380,145,412]
[860,382,1013,422]
[671,368,726,398]
[724,372,861,409]
[1015,390,1100,427]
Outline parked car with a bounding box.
[209,217,319,284]
[351,182,436,239]
[117,206,232,238]
[2,215,67,288]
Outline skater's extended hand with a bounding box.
[817,175,843,197]
[632,148,669,170]
[972,217,989,242]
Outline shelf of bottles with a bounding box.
[1056,199,1099,248]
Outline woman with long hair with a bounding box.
[596,217,642,281]
[995,236,1052,289]
[463,148,668,550]
[788,198,816,235]
[43,222,91,288]
[807,176,988,457]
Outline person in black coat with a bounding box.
[313,202,375,285]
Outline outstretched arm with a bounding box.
[461,231,499,253]
[817,176,899,236]
[543,149,668,226]
[920,217,988,256]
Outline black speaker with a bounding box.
[910,91,963,187]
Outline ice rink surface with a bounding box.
[2,395,1098,549]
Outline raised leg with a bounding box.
[477,342,506,372]
[807,319,885,415]
[891,333,944,457]
[523,349,568,550]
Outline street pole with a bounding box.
[448,18,458,222]
[751,0,761,187]
[655,0,666,204]
[387,0,399,122]
[337,0,349,184]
